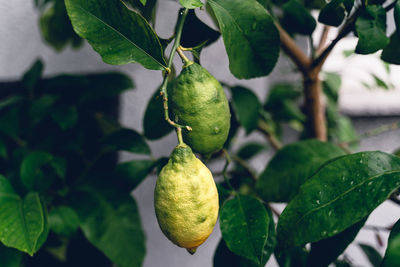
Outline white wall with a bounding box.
[1,1,400,267]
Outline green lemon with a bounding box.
[170,62,231,155]
[154,144,219,254]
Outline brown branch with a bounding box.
[268,203,281,218]
[257,120,283,151]
[316,25,331,56]
[275,23,311,75]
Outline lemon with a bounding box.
[170,62,231,155]
[154,144,219,254]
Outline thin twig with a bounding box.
[222,149,235,191]
[231,155,258,182]
[316,25,331,56]
[257,119,283,151]
[268,203,281,218]
[363,225,392,231]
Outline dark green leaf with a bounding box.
[381,218,400,267]
[326,101,358,144]
[208,0,280,79]
[71,187,145,267]
[20,151,53,192]
[114,159,154,190]
[29,95,56,125]
[0,96,24,112]
[381,32,400,65]
[355,5,389,54]
[237,142,267,160]
[179,0,203,9]
[282,0,316,35]
[0,176,48,256]
[0,244,22,267]
[180,10,220,49]
[103,128,150,155]
[48,206,80,236]
[0,139,7,159]
[220,195,270,265]
[359,243,382,266]
[122,0,158,23]
[39,0,83,51]
[22,59,44,91]
[230,86,260,134]
[277,151,400,247]
[51,105,78,130]
[318,0,353,27]
[64,0,166,69]
[257,140,345,202]
[0,107,21,138]
[213,239,258,267]
[143,88,173,140]
[307,217,367,267]
[395,1,400,31]
[274,245,308,267]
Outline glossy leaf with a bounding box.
[51,105,78,130]
[318,0,353,27]
[237,142,267,160]
[274,245,308,267]
[307,217,367,267]
[143,88,173,140]
[282,0,316,35]
[359,243,382,266]
[64,0,166,69]
[103,128,151,155]
[220,195,270,265]
[0,244,22,267]
[355,6,389,54]
[179,0,203,9]
[180,10,220,49]
[208,0,280,79]
[0,176,48,256]
[277,151,400,247]
[381,32,400,65]
[48,206,80,236]
[230,86,260,134]
[257,140,345,202]
[381,218,400,266]
[114,159,154,190]
[213,239,258,267]
[72,187,145,267]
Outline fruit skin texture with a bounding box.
[154,144,219,253]
[170,62,231,155]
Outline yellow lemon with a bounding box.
[154,144,219,254]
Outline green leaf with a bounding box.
[282,0,316,35]
[237,142,267,160]
[103,128,150,155]
[257,140,345,202]
[29,95,56,125]
[277,151,400,247]
[274,245,308,267]
[179,0,203,9]
[213,239,258,267]
[0,107,21,138]
[20,151,54,192]
[64,0,166,69]
[323,72,341,103]
[0,139,7,159]
[180,10,220,49]
[22,59,44,91]
[208,0,280,79]
[143,88,173,140]
[220,195,270,265]
[48,206,80,236]
[39,0,83,51]
[71,187,145,267]
[395,1,400,31]
[114,159,154,190]
[139,0,146,5]
[318,0,353,27]
[381,32,400,65]
[359,243,382,266]
[0,244,22,267]
[0,176,48,256]
[51,105,78,130]
[230,86,261,134]
[372,74,389,89]
[307,217,367,267]
[355,5,389,54]
[381,218,400,267]
[0,96,24,112]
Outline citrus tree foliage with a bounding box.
[1,0,400,266]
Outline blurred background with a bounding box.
[1,0,400,266]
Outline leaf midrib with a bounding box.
[72,2,165,69]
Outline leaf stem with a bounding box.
[159,8,191,131]
[222,149,235,192]
[176,127,184,145]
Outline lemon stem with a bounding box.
[159,8,191,132]
[177,46,191,64]
[222,149,235,193]
[176,127,185,145]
